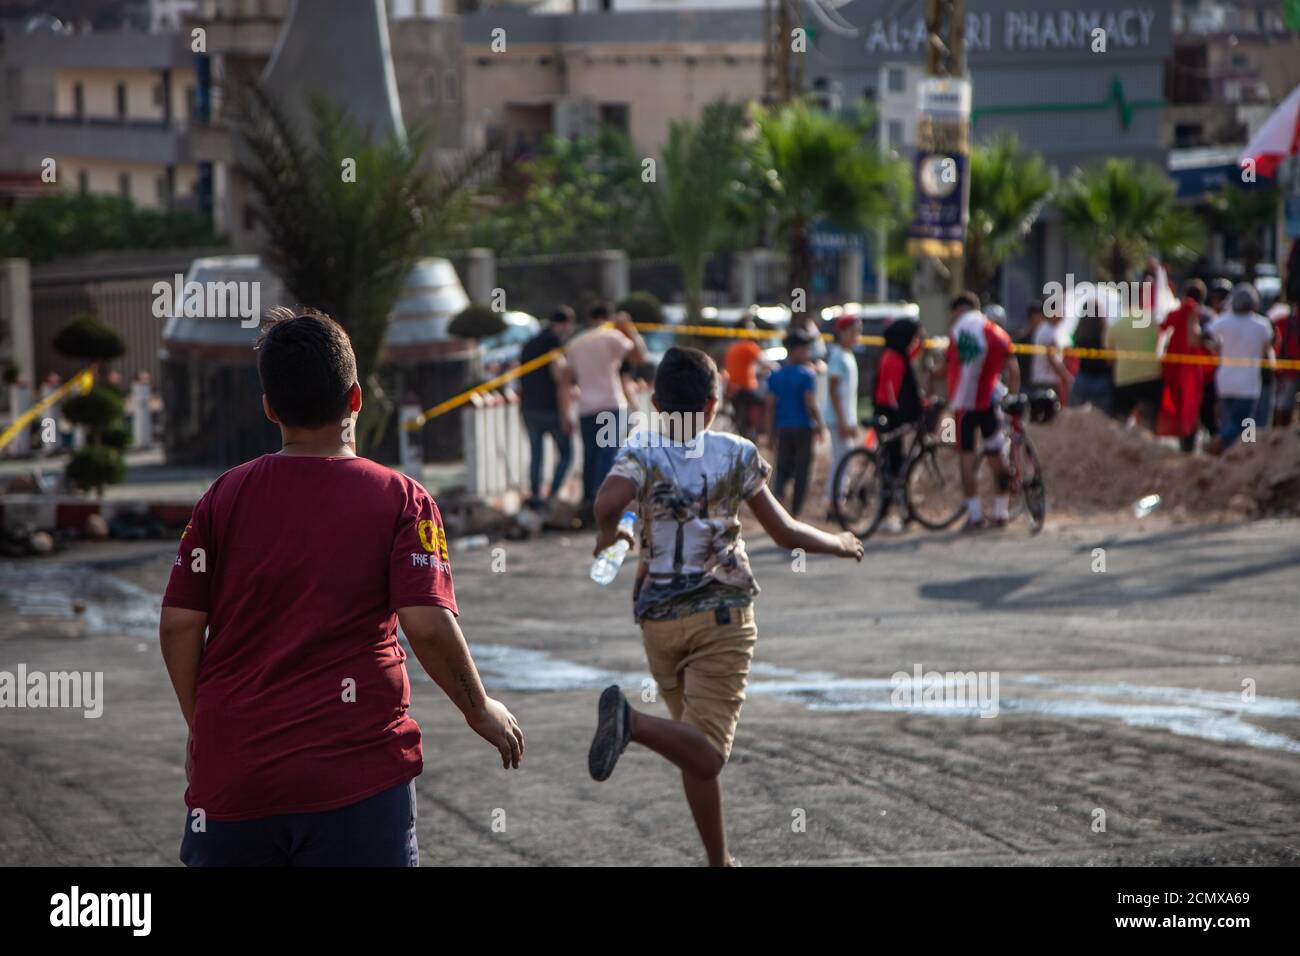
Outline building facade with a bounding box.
[6,29,200,210]
[460,8,764,155]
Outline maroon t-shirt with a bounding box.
[162,454,457,822]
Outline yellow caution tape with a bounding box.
[0,368,96,452]
[405,320,1299,428]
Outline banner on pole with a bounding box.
[907,77,972,260]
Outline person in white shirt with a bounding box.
[822,316,860,514]
[1029,307,1073,398]
[1204,283,1275,450]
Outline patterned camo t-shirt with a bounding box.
[609,429,772,622]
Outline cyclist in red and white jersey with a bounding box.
[945,291,1022,530]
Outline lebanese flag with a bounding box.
[1241,84,1300,179]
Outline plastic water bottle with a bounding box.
[590,511,637,585]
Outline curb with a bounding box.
[0,495,194,534]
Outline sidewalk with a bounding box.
[0,447,471,533]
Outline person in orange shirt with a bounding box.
[722,314,770,441]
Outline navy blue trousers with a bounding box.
[180,780,418,867]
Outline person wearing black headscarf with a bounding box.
[874,317,924,479]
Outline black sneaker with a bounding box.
[588,685,633,782]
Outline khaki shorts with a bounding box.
[639,605,757,761]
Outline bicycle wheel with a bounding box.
[832,447,886,538]
[906,441,967,530]
[1015,434,1047,533]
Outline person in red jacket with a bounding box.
[1158,279,1209,452]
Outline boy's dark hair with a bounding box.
[1183,278,1207,303]
[255,307,357,429]
[1027,298,1046,316]
[783,329,814,351]
[588,301,613,323]
[951,291,982,313]
[654,346,717,413]
[550,305,575,325]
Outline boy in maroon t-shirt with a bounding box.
[160,308,523,866]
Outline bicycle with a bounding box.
[831,402,959,539]
[831,396,1048,538]
[999,394,1048,532]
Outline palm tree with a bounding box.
[964,133,1054,300]
[1057,158,1206,281]
[238,88,472,450]
[753,101,903,302]
[1210,184,1280,279]
[653,101,750,322]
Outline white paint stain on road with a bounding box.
[4,561,1298,755]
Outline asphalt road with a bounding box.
[2,516,1298,866]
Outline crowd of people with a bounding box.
[515,256,1299,534]
[1017,262,1299,453]
[157,276,1297,867]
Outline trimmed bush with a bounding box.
[102,422,132,450]
[62,384,126,434]
[617,291,664,327]
[448,304,507,340]
[52,315,126,362]
[66,446,127,495]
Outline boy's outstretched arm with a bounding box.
[398,605,524,769]
[593,474,638,555]
[747,486,864,560]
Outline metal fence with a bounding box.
[31,280,162,384]
[626,254,734,307]
[495,252,608,317]
[28,250,219,386]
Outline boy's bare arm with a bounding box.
[746,486,864,560]
[160,606,207,729]
[593,474,638,554]
[397,605,524,769]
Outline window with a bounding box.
[73,82,84,118]
[887,67,906,93]
[156,174,168,204]
[153,82,164,108]
[600,103,628,133]
[78,170,89,194]
[118,172,131,200]
[887,120,904,148]
[116,82,128,118]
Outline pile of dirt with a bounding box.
[1031,406,1300,520]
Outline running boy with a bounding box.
[587,346,864,866]
[159,308,523,867]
